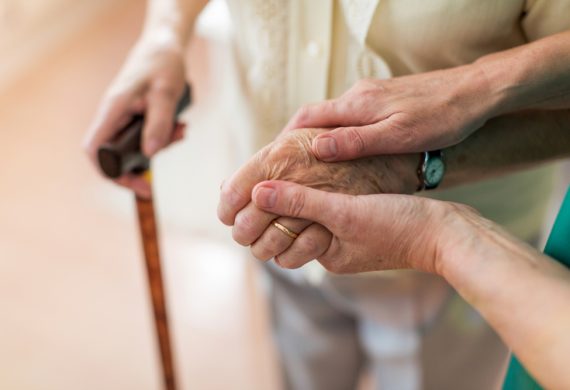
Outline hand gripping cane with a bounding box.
[96,85,191,390]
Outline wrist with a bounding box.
[140,23,189,53]
[431,202,484,279]
[472,51,535,117]
[404,199,457,274]
[143,0,208,48]
[432,203,522,298]
[388,153,425,194]
[452,62,505,123]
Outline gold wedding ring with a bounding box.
[272,221,299,240]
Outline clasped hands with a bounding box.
[217,128,456,273]
[218,65,502,273]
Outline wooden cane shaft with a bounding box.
[135,195,177,390]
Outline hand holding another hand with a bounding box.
[250,180,468,274]
[285,65,498,162]
[218,128,420,268]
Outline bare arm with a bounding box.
[439,208,570,390]
[83,0,209,197]
[246,181,570,390]
[479,30,570,114]
[441,31,570,186]
[218,105,570,263]
[283,30,570,163]
[443,31,570,186]
[142,0,210,48]
[442,108,570,188]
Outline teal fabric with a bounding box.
[544,186,570,268]
[503,186,570,390]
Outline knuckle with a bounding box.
[294,105,312,125]
[250,245,272,261]
[345,128,366,155]
[151,119,174,138]
[217,201,234,226]
[331,206,354,236]
[253,235,287,261]
[287,190,306,218]
[321,99,337,115]
[217,208,232,226]
[151,82,179,101]
[354,78,377,94]
[296,233,321,256]
[220,184,242,209]
[353,79,369,92]
[232,213,256,245]
[267,138,288,157]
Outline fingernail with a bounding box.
[314,137,338,160]
[255,186,276,208]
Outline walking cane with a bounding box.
[96,85,191,390]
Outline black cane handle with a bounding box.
[97,84,192,178]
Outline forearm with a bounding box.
[142,0,209,47]
[438,214,570,390]
[475,30,570,115]
[442,108,570,188]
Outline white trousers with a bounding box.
[265,263,510,390]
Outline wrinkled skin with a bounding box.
[218,128,420,267]
[256,129,418,195]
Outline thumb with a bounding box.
[311,121,412,161]
[311,125,381,162]
[252,181,349,229]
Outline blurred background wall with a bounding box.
[0,0,279,389]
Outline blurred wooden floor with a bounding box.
[0,1,279,389]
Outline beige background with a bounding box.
[0,1,280,389]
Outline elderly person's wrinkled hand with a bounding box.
[83,34,188,198]
[217,128,419,267]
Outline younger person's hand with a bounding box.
[251,180,467,274]
[284,66,497,162]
